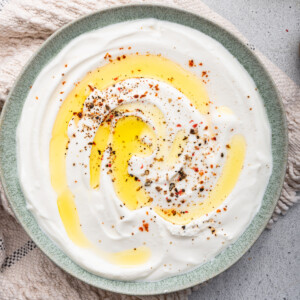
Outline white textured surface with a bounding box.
[202,0,300,85]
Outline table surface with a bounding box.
[0,1,299,299]
[190,1,300,299]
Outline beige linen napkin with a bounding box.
[0,1,299,299]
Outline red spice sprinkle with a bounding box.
[176,124,182,127]
[211,137,216,141]
[216,209,221,213]
[189,60,195,67]
[189,120,194,123]
[139,227,144,232]
[113,77,118,81]
[286,29,289,32]
[140,164,144,169]
[202,71,207,77]
[223,207,227,211]
[143,223,149,232]
[35,96,38,100]
[64,64,68,68]
[62,81,66,85]
[192,123,198,128]
[108,163,111,167]
[193,167,199,172]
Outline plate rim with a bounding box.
[0,3,288,295]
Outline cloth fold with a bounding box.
[0,1,299,299]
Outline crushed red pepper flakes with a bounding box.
[143,223,149,232]
[189,59,195,67]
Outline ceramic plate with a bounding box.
[0,5,287,295]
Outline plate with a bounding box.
[0,4,288,295]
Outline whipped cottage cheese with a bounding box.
[17,19,272,281]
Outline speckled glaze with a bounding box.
[0,5,287,296]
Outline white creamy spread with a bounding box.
[17,19,272,281]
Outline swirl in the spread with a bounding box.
[18,19,272,280]
[50,54,245,265]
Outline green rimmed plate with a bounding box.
[0,4,287,295]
